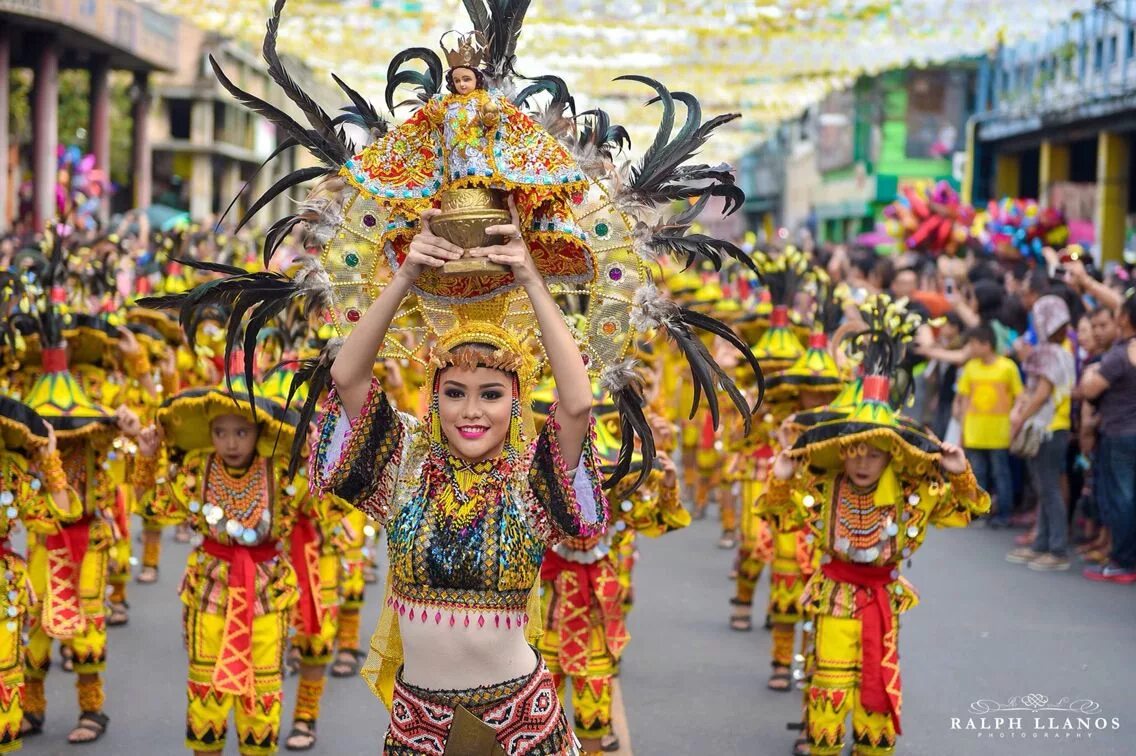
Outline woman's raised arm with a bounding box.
[330,208,463,418]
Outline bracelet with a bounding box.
[123,349,151,378]
[132,455,158,491]
[38,452,68,494]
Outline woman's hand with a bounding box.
[469,197,540,287]
[396,208,464,283]
[771,450,798,481]
[939,442,969,475]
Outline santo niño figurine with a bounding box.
[341,28,593,292]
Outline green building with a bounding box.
[813,66,975,244]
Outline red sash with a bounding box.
[289,514,323,635]
[821,559,903,735]
[540,549,627,677]
[43,518,93,639]
[200,538,278,695]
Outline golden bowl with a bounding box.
[431,188,511,251]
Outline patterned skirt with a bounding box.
[384,651,577,755]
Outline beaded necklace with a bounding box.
[201,456,271,538]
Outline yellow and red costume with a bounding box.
[537,391,688,742]
[0,397,82,751]
[134,382,309,754]
[23,347,120,728]
[762,370,989,756]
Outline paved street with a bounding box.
[20,511,1136,755]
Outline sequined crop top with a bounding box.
[313,379,608,624]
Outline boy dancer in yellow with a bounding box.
[0,397,82,752]
[537,390,688,754]
[761,300,989,756]
[133,375,308,755]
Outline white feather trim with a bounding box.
[599,359,642,394]
[630,284,678,332]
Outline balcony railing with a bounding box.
[978,2,1136,120]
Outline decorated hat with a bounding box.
[789,294,942,475]
[127,307,183,344]
[764,330,842,406]
[24,347,117,444]
[789,373,941,475]
[750,304,806,374]
[0,396,51,454]
[157,373,300,458]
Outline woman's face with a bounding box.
[437,364,514,463]
[452,68,478,95]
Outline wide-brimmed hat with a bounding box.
[157,375,300,457]
[24,347,117,444]
[0,396,51,453]
[764,330,842,406]
[789,374,941,474]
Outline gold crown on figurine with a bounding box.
[440,30,487,70]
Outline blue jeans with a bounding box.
[1097,433,1136,569]
[966,448,1014,522]
[1030,431,1070,557]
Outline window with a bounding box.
[169,99,191,140]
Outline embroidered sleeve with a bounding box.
[757,475,810,533]
[5,451,81,534]
[930,469,991,527]
[309,378,409,524]
[526,402,609,542]
[135,449,201,527]
[616,468,689,538]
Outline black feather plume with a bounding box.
[385,48,444,111]
[607,384,656,493]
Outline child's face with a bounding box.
[210,414,259,468]
[452,68,478,95]
[967,337,994,360]
[843,445,891,488]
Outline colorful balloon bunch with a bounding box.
[883,180,975,257]
[978,197,1069,263]
[56,145,111,230]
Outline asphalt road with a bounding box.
[20,510,1135,755]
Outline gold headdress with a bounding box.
[440,30,487,70]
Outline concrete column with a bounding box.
[1038,140,1070,207]
[1096,131,1129,265]
[994,152,1021,198]
[0,30,10,233]
[32,39,60,229]
[131,71,153,209]
[88,56,112,225]
[189,99,215,220]
[220,159,242,214]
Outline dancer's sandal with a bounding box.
[330,648,364,678]
[285,719,317,751]
[768,664,793,692]
[67,711,109,744]
[19,714,44,737]
[107,601,129,627]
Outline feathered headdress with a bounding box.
[142,0,761,492]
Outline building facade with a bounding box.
[812,67,974,244]
[147,25,340,224]
[968,2,1136,263]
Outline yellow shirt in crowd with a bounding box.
[957,355,1023,449]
